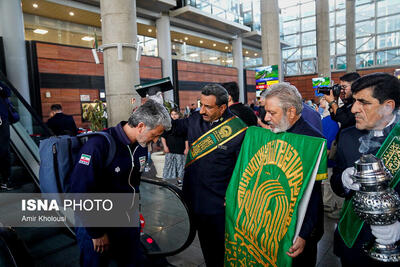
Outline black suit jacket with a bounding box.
[47,113,78,136]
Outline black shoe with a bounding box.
[1,181,17,191]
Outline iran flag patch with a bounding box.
[79,154,91,165]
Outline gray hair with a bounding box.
[262,82,303,115]
[201,84,229,106]
[128,99,171,130]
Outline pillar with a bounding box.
[316,0,331,78]
[346,0,356,72]
[100,0,140,126]
[0,0,30,103]
[156,13,173,102]
[232,36,245,103]
[260,0,282,82]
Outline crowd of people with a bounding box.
[2,71,400,267]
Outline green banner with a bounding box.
[225,127,327,267]
[338,121,400,248]
[185,116,247,167]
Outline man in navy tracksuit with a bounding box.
[171,84,247,266]
[70,100,171,267]
[262,82,326,267]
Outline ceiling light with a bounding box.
[33,29,48,35]
[173,39,178,42]
[199,40,203,44]
[172,45,176,49]
[213,43,216,47]
[100,19,102,22]
[246,57,250,60]
[209,56,218,60]
[226,59,233,63]
[69,11,75,16]
[255,53,258,56]
[148,29,152,33]
[184,37,188,40]
[225,46,229,49]
[245,51,249,54]
[33,3,38,8]
[82,36,94,41]
[189,53,198,57]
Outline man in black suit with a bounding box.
[262,82,326,267]
[221,82,258,126]
[46,104,78,136]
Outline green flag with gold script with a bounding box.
[225,126,327,267]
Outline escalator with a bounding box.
[0,71,196,266]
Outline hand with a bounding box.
[92,234,110,253]
[164,146,170,153]
[371,221,400,245]
[184,148,189,155]
[341,167,359,191]
[286,236,306,258]
[324,90,335,103]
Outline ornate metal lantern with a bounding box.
[352,154,400,262]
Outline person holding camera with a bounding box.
[324,72,360,129]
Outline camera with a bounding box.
[317,84,342,97]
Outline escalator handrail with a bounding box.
[0,70,52,137]
[140,177,197,258]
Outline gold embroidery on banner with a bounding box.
[381,136,400,175]
[215,125,232,142]
[190,136,214,158]
[228,140,303,266]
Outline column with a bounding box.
[100,0,140,126]
[346,0,356,72]
[232,36,245,103]
[156,13,173,102]
[0,0,30,102]
[260,0,282,82]
[316,0,331,78]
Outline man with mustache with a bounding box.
[331,72,400,266]
[262,82,326,267]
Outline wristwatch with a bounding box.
[329,100,337,107]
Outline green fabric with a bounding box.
[225,127,326,267]
[338,121,400,248]
[185,116,247,167]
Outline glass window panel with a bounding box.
[329,12,335,26]
[355,3,375,22]
[302,31,316,45]
[377,15,400,34]
[282,48,300,60]
[331,42,335,54]
[329,2,335,12]
[336,0,345,10]
[301,2,315,17]
[376,48,400,65]
[330,56,335,69]
[336,56,347,69]
[283,34,300,47]
[282,6,300,21]
[279,0,299,9]
[337,40,346,54]
[356,36,375,52]
[336,10,345,25]
[356,52,374,68]
[336,25,346,40]
[283,20,300,35]
[302,45,316,58]
[356,0,373,6]
[302,60,315,74]
[377,0,400,17]
[286,62,300,75]
[355,20,375,37]
[377,32,400,49]
[330,27,335,41]
[302,16,315,31]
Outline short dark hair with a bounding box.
[221,82,239,102]
[201,84,229,106]
[340,72,360,83]
[351,72,400,109]
[50,104,62,111]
